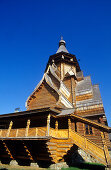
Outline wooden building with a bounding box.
[0,38,111,168]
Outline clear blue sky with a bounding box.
[0,0,111,126]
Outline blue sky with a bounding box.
[0,0,111,126]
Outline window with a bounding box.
[85,124,89,134]
[85,124,93,135]
[75,121,77,132]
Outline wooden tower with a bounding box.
[0,38,110,168]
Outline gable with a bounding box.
[27,82,59,110]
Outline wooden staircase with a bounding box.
[47,138,73,163]
[70,130,110,166]
[47,129,111,166]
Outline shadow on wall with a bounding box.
[64,144,84,166]
[63,144,105,170]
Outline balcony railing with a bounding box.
[0,127,68,138]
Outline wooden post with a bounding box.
[0,130,2,137]
[101,131,111,165]
[7,121,13,137]
[55,120,58,137]
[25,119,30,137]
[36,128,38,136]
[46,114,50,136]
[16,129,18,137]
[68,118,71,138]
[85,138,87,149]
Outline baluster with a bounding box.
[0,129,2,137]
[25,120,30,137]
[7,121,13,137]
[36,128,38,136]
[16,129,18,137]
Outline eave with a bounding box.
[45,52,81,72]
[0,107,59,119]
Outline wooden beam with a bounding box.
[2,141,14,160]
[22,142,33,161]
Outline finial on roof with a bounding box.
[56,37,69,53]
[61,36,63,40]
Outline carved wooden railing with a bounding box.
[49,128,68,138]
[0,127,47,138]
[0,127,69,138]
[0,129,7,137]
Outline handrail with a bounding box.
[71,129,103,150]
[70,129,107,165]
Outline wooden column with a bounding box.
[71,77,76,107]
[101,131,111,165]
[7,121,13,137]
[46,114,50,136]
[55,120,58,136]
[68,118,71,138]
[25,119,30,137]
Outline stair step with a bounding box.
[57,145,72,148]
[49,151,57,155]
[47,142,57,146]
[57,148,68,152]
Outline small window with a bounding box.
[89,126,93,134]
[85,124,89,134]
[75,121,77,132]
[85,124,93,135]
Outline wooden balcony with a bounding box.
[0,126,110,166]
